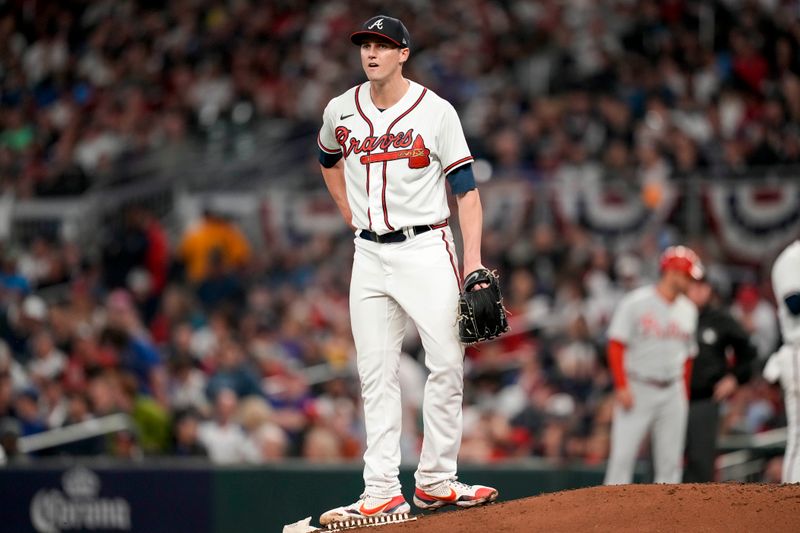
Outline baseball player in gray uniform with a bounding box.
[316,15,497,525]
[604,246,701,484]
[763,239,800,482]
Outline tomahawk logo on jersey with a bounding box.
[318,80,473,234]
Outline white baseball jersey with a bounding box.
[772,240,800,346]
[607,285,699,381]
[763,344,800,482]
[318,80,473,233]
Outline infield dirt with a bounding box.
[363,483,800,532]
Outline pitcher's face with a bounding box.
[360,39,408,82]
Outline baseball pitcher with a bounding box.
[316,15,498,525]
[604,246,701,484]
[763,240,800,483]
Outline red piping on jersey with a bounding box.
[380,88,428,231]
[441,230,461,292]
[317,132,340,154]
[443,156,474,175]
[381,161,393,230]
[355,85,374,230]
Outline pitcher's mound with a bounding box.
[370,483,800,533]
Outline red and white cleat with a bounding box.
[413,479,498,510]
[320,493,410,525]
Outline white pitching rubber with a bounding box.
[324,513,417,531]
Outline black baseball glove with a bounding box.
[457,268,509,345]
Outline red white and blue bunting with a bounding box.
[552,180,677,239]
[707,181,800,259]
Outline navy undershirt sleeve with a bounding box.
[785,293,800,316]
[319,149,342,168]
[446,164,476,194]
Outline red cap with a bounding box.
[660,245,704,281]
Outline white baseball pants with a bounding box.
[783,421,800,483]
[350,227,465,497]
[781,355,800,483]
[604,379,688,485]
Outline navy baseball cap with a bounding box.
[350,15,410,49]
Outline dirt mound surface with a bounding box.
[369,483,800,533]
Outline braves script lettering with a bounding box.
[335,127,415,157]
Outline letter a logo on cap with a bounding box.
[368,18,384,29]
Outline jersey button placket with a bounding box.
[371,112,391,234]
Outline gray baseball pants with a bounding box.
[604,379,688,484]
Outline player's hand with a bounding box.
[463,263,489,290]
[615,388,634,411]
[713,374,738,402]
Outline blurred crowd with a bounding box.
[0,200,787,471]
[0,0,795,476]
[1,0,800,197]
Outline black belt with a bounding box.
[359,222,447,244]
[630,375,678,388]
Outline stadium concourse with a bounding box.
[0,0,796,485]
